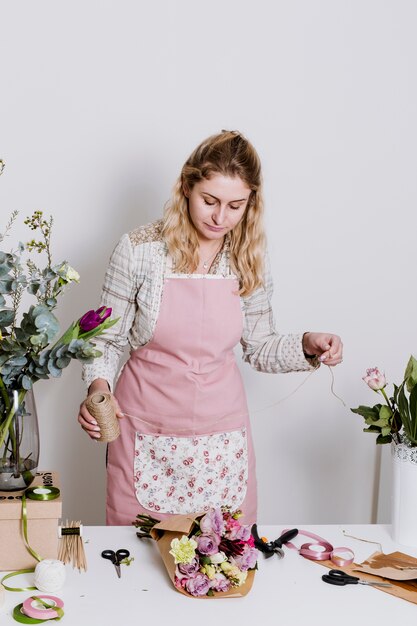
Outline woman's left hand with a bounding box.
[302,332,343,366]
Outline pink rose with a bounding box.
[200,509,225,535]
[197,534,220,555]
[211,572,231,592]
[177,557,200,578]
[363,367,386,391]
[185,573,212,596]
[233,544,258,571]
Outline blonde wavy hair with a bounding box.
[162,130,266,296]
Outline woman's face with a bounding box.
[185,173,251,243]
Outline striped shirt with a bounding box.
[82,220,318,391]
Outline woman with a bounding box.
[79,130,343,526]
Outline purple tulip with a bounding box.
[79,306,112,332]
[185,573,212,596]
[197,534,220,556]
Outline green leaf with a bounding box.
[397,382,412,434]
[27,282,40,295]
[0,309,14,327]
[376,434,392,445]
[47,360,63,377]
[56,356,71,369]
[22,375,32,390]
[409,385,417,442]
[365,416,390,427]
[0,279,13,294]
[379,405,392,421]
[404,355,417,393]
[363,426,381,433]
[351,405,379,420]
[0,263,12,277]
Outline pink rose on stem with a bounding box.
[362,368,386,391]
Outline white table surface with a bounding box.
[1,524,416,625]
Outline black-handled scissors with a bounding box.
[322,569,391,587]
[101,548,130,578]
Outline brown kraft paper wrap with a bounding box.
[150,512,256,599]
[319,551,417,605]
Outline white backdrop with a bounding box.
[1,0,416,525]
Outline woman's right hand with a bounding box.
[77,379,124,439]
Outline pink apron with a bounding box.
[107,275,257,526]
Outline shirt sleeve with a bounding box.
[82,233,139,391]
[240,252,319,373]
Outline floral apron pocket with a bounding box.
[134,427,248,515]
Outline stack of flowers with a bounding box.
[134,507,258,598]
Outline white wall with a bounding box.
[1,0,416,525]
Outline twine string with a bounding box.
[253,365,346,414]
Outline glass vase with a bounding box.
[0,387,39,491]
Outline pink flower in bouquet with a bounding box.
[233,545,258,571]
[225,516,241,533]
[197,534,220,556]
[247,534,255,548]
[185,573,212,596]
[362,367,386,391]
[79,306,112,332]
[227,522,252,542]
[200,508,225,535]
[211,573,231,593]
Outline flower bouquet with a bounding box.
[351,356,417,446]
[134,507,258,598]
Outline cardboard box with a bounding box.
[0,471,62,571]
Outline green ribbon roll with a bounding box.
[25,487,60,501]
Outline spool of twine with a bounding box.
[85,392,120,442]
[34,560,66,593]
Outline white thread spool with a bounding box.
[34,559,66,593]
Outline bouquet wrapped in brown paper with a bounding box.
[134,507,258,598]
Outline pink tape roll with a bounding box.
[330,547,355,567]
[282,529,354,566]
[23,595,64,620]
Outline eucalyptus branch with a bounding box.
[11,266,23,335]
[0,210,18,244]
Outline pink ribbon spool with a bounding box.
[282,529,354,566]
[22,595,64,620]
